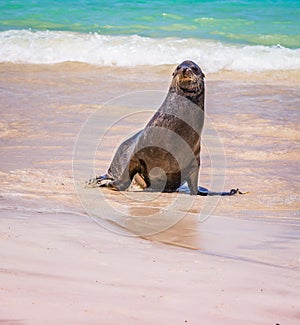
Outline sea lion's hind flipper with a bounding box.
[197,186,209,196]
[85,174,114,188]
[198,188,247,196]
[218,188,247,196]
[222,188,248,195]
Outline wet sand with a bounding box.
[0,63,299,324]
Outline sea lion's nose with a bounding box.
[181,66,191,74]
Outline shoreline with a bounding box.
[1,61,300,86]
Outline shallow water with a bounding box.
[1,63,299,244]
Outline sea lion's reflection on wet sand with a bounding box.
[128,206,201,250]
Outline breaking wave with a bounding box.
[1,30,299,72]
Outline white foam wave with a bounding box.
[1,29,299,72]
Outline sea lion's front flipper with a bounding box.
[85,174,113,188]
[108,178,132,191]
[186,168,200,195]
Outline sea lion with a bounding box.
[88,60,242,196]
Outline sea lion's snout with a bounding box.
[178,64,194,76]
[179,66,194,79]
[170,60,205,96]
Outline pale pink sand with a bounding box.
[1,207,299,324]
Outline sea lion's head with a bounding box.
[169,60,205,107]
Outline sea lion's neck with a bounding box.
[168,86,205,109]
[188,91,205,109]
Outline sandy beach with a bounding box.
[1,62,299,324]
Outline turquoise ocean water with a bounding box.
[0,0,300,71]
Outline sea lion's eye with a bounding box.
[173,65,180,75]
[191,66,199,73]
